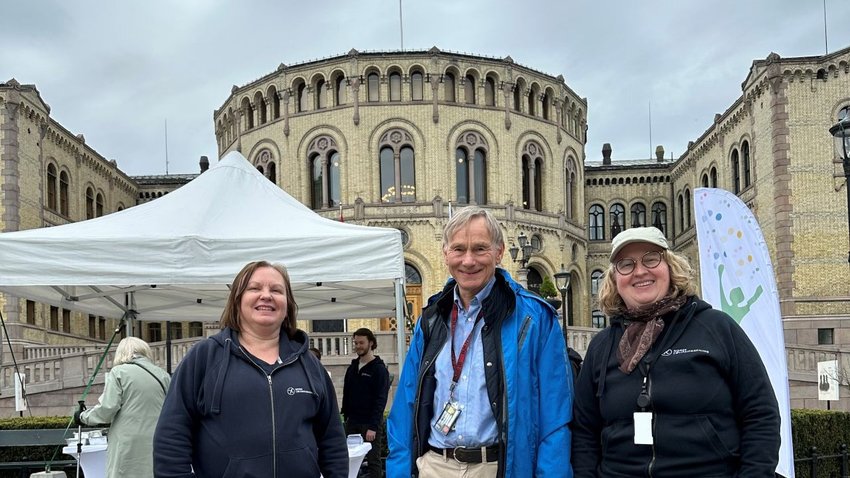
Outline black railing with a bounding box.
[795,444,849,478]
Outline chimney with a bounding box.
[199,155,209,173]
[655,145,665,162]
[602,143,612,165]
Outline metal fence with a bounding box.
[796,445,849,478]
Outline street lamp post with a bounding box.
[554,264,571,341]
[830,116,850,264]
[508,232,534,287]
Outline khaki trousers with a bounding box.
[416,449,498,478]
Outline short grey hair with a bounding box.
[114,337,152,366]
[442,207,504,249]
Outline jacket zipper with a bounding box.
[497,322,508,478]
[517,315,531,353]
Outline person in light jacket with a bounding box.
[75,336,171,478]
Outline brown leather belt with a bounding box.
[429,444,499,464]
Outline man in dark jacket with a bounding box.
[342,327,390,478]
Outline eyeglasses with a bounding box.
[614,250,665,275]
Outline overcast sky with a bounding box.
[2,1,849,176]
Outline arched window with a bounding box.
[521,141,544,211]
[742,141,751,188]
[464,75,476,104]
[334,75,346,106]
[410,71,424,101]
[710,167,718,187]
[528,85,537,116]
[630,203,646,228]
[85,187,95,219]
[242,97,254,129]
[513,83,522,112]
[684,188,691,229]
[701,173,709,187]
[610,203,625,238]
[405,263,422,284]
[565,157,577,219]
[256,92,267,124]
[455,132,488,205]
[731,149,740,193]
[268,85,280,119]
[59,171,69,216]
[677,193,685,233]
[389,72,402,101]
[308,137,341,209]
[652,201,667,234]
[315,79,326,109]
[542,92,551,120]
[368,72,380,102]
[255,149,276,183]
[379,129,416,203]
[296,83,308,113]
[444,72,456,102]
[589,204,605,240]
[46,163,57,210]
[484,77,496,106]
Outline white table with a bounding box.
[62,444,107,478]
[64,442,372,478]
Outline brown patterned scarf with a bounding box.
[617,295,688,374]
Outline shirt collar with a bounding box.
[453,275,497,313]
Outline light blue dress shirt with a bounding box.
[428,276,498,449]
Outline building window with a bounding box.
[296,82,308,113]
[254,149,276,184]
[88,315,97,338]
[443,72,456,102]
[308,136,341,209]
[410,71,423,101]
[59,171,70,216]
[565,158,577,220]
[684,188,691,229]
[610,203,625,238]
[379,129,416,203]
[630,203,646,228]
[368,73,380,102]
[148,323,162,343]
[742,141,751,188]
[651,202,667,234]
[62,309,71,333]
[26,300,36,325]
[389,72,401,101]
[710,167,718,188]
[334,75,346,106]
[85,187,95,219]
[47,164,57,210]
[592,310,606,328]
[677,193,685,233]
[521,141,544,211]
[241,97,254,129]
[455,132,488,205]
[731,149,740,194]
[484,77,496,106]
[542,91,551,120]
[315,79,326,109]
[589,205,605,240]
[528,85,537,116]
[701,173,709,188]
[464,75,476,104]
[49,306,59,331]
[98,317,106,340]
[96,193,104,217]
[169,322,183,340]
[189,321,204,338]
[513,79,525,112]
[818,328,834,345]
[591,270,604,296]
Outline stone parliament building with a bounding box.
[1,44,849,413]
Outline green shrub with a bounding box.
[0,416,76,478]
[791,409,850,478]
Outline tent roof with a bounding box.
[0,152,404,322]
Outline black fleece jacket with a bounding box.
[341,355,390,429]
[571,296,780,477]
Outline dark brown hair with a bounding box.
[219,261,298,338]
[352,327,377,351]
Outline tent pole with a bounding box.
[394,279,406,372]
[165,321,172,374]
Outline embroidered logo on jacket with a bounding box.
[286,387,314,396]
[661,348,710,357]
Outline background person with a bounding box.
[387,207,573,478]
[153,260,347,478]
[342,327,390,478]
[571,227,780,477]
[75,336,170,478]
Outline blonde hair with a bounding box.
[114,337,152,365]
[220,261,298,338]
[597,248,699,316]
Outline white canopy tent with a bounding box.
[0,152,408,363]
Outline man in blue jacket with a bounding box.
[387,207,574,478]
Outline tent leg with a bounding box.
[394,279,406,373]
[166,320,172,374]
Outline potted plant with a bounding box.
[539,276,561,309]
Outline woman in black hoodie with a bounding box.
[154,261,348,478]
[571,227,780,477]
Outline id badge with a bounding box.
[434,401,461,435]
[633,412,653,445]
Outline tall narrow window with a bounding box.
[464,75,476,104]
[96,193,104,217]
[89,314,97,338]
[701,173,709,187]
[59,171,69,216]
[169,322,183,340]
[542,92,551,120]
[589,205,605,240]
[528,87,536,116]
[62,309,71,333]
[98,317,106,340]
[630,203,646,227]
[456,149,469,204]
[334,76,346,106]
[731,149,740,193]
[315,79,326,109]
[444,72,456,102]
[257,93,267,124]
[46,164,57,210]
[85,187,95,219]
[513,84,522,112]
[591,270,604,296]
[49,306,59,330]
[710,167,718,188]
[484,77,496,106]
[308,136,342,209]
[677,194,685,233]
[455,132,488,205]
[684,188,691,229]
[26,300,36,325]
[651,202,667,234]
[389,73,401,101]
[610,203,625,238]
[368,73,380,102]
[411,72,423,101]
[473,149,487,205]
[379,129,416,203]
[297,83,308,113]
[521,141,544,211]
[742,141,751,188]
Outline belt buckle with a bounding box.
[452,446,474,464]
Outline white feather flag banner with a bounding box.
[694,187,794,478]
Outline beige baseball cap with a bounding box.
[609,227,669,262]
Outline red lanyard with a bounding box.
[450,303,484,386]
